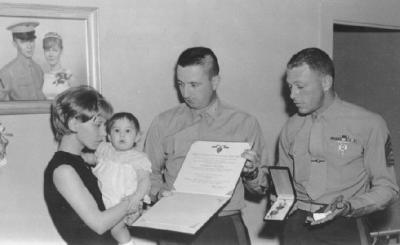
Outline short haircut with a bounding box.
[287,47,335,79]
[50,85,113,142]
[177,47,219,78]
[12,31,36,41]
[106,112,140,135]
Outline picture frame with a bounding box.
[0,3,100,115]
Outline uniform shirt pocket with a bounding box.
[327,137,363,165]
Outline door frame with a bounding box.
[319,1,400,244]
[319,0,400,55]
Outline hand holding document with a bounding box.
[132,141,251,234]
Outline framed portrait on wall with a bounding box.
[0,3,100,114]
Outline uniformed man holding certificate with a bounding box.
[144,47,270,245]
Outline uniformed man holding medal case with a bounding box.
[277,47,399,245]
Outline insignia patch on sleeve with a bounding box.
[385,135,395,167]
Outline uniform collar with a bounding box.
[190,96,221,121]
[16,54,33,67]
[311,93,341,120]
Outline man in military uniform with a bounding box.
[278,47,399,245]
[0,21,45,100]
[144,47,269,245]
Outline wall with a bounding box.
[0,0,321,244]
[320,0,400,55]
[333,28,400,232]
[334,29,400,174]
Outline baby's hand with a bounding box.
[143,195,151,205]
[125,194,144,214]
[81,152,97,166]
[156,190,173,201]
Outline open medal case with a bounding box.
[264,166,296,221]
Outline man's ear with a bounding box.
[211,75,220,90]
[322,75,333,92]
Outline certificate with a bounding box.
[131,141,251,234]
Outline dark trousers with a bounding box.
[133,213,251,245]
[281,210,363,245]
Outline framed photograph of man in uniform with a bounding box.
[0,3,100,114]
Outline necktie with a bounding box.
[305,115,327,200]
[199,112,213,125]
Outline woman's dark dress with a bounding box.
[44,151,117,245]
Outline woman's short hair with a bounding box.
[50,85,113,142]
[43,32,63,50]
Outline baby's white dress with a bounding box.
[93,142,152,209]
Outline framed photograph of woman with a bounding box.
[0,3,100,114]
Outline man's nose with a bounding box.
[27,41,34,49]
[290,87,298,100]
[181,85,191,98]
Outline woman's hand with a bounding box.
[125,212,141,225]
[124,194,144,215]
[81,152,97,166]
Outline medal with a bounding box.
[338,140,348,155]
[331,135,350,155]
[330,135,358,156]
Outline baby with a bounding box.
[84,112,152,245]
